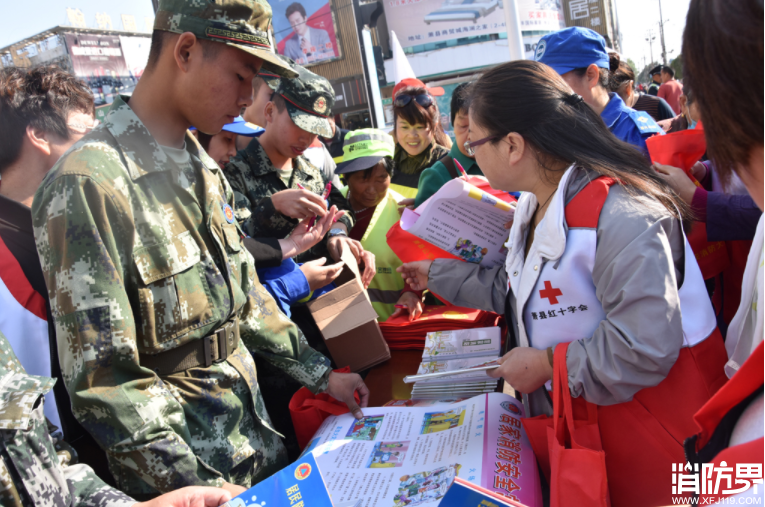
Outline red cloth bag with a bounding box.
[645,128,729,279]
[288,367,359,450]
[522,343,610,507]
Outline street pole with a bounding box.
[351,0,379,128]
[501,0,525,61]
[657,0,667,64]
[645,29,655,64]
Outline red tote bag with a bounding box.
[522,343,610,507]
[288,367,359,450]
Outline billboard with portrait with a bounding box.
[273,0,342,66]
[384,0,563,48]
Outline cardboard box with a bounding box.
[307,246,391,372]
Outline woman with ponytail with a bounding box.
[397,60,728,506]
[534,27,664,153]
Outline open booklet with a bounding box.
[400,178,516,268]
[300,392,541,507]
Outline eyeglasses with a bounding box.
[463,135,499,156]
[67,119,100,132]
[393,93,434,108]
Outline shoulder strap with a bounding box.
[564,176,617,229]
[438,155,459,179]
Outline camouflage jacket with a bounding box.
[224,137,354,262]
[32,96,332,497]
[0,331,135,507]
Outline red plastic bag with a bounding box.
[522,343,610,507]
[288,367,360,450]
[646,128,729,279]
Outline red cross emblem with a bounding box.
[539,281,562,305]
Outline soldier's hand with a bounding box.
[272,189,328,219]
[287,206,345,257]
[326,371,370,419]
[300,257,345,290]
[134,486,232,507]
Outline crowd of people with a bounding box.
[0,0,761,505]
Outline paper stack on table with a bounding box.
[300,392,542,507]
[408,327,501,399]
[380,305,502,351]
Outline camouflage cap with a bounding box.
[275,62,334,137]
[154,0,298,78]
[258,55,294,91]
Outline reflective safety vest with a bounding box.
[508,173,728,507]
[342,187,407,320]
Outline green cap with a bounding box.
[334,129,394,175]
[275,62,334,137]
[153,0,298,78]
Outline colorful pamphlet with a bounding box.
[422,327,501,360]
[399,178,516,268]
[439,477,531,507]
[220,453,332,507]
[302,393,541,507]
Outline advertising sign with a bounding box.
[64,34,130,106]
[273,0,342,66]
[384,0,563,48]
[562,0,613,42]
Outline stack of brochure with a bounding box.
[408,326,502,399]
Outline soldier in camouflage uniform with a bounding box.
[32,0,369,500]
[224,62,376,285]
[0,329,232,507]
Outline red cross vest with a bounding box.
[508,174,729,506]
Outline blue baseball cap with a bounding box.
[190,116,264,137]
[534,27,609,76]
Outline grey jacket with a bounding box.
[429,167,686,415]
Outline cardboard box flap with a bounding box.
[308,282,379,339]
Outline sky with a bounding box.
[1,0,691,72]
[614,0,692,71]
[0,1,155,48]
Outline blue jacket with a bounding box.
[601,92,664,153]
[256,259,334,318]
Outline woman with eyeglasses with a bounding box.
[388,86,450,199]
[397,60,728,505]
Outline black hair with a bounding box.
[450,82,472,125]
[661,65,675,78]
[609,60,635,93]
[468,60,688,222]
[286,3,307,19]
[270,91,287,112]
[683,0,763,183]
[0,65,94,173]
[570,52,620,89]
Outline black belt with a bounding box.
[139,317,239,376]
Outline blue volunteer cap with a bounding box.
[221,116,263,137]
[190,116,263,137]
[534,27,609,76]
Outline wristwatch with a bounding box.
[328,228,348,238]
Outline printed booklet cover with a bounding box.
[221,452,332,507]
[301,392,541,507]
